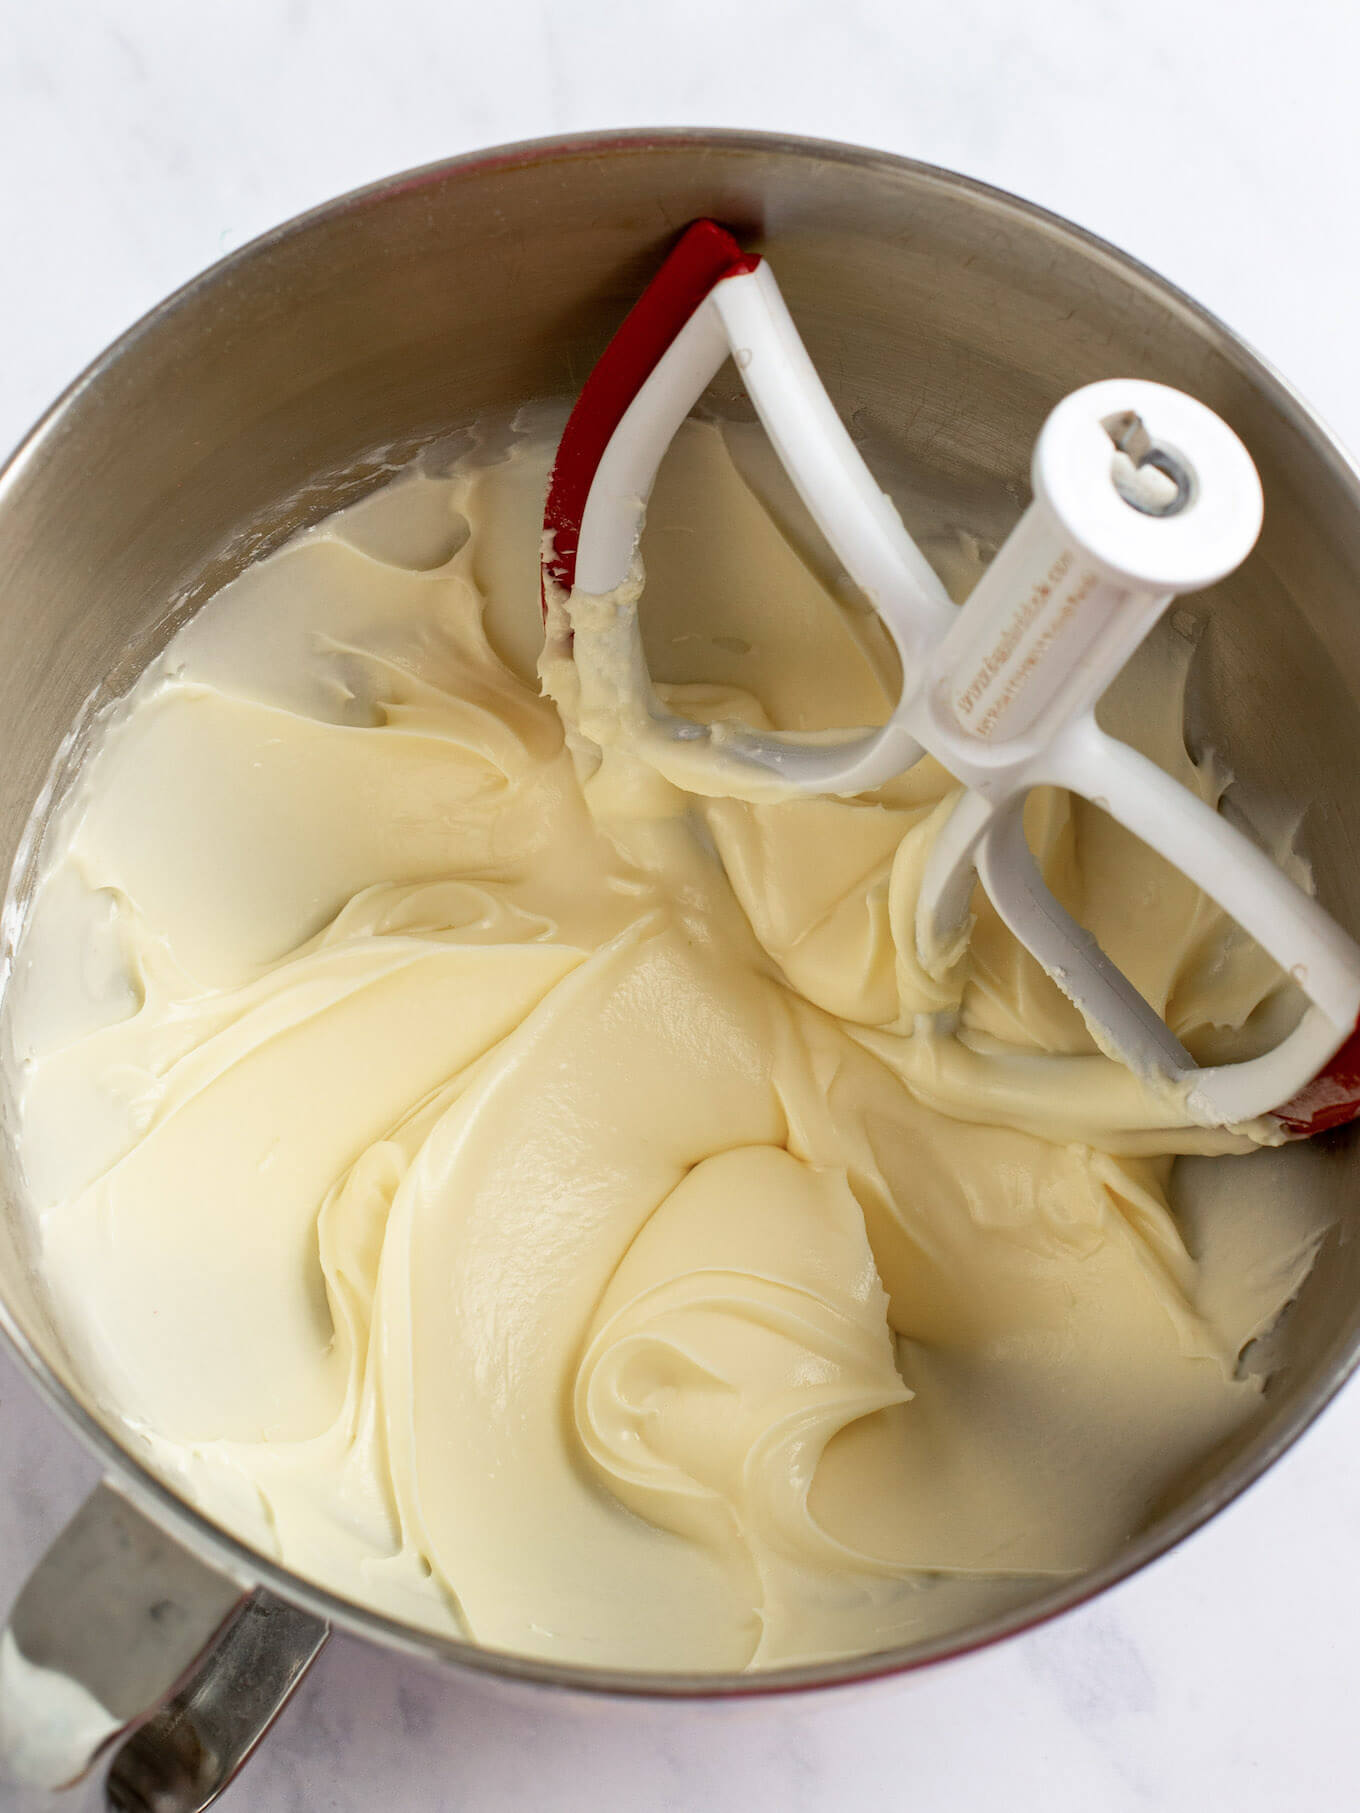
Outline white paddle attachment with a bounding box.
[543,221,1360,1134]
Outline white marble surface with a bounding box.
[3,1,1360,1807]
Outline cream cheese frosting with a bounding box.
[4,416,1324,1670]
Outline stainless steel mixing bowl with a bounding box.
[2,129,1359,1809]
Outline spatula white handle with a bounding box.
[921,379,1263,791]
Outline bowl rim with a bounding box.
[3,123,1359,1701]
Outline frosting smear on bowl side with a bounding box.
[5,418,1323,1671]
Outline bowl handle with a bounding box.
[0,1480,329,1807]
